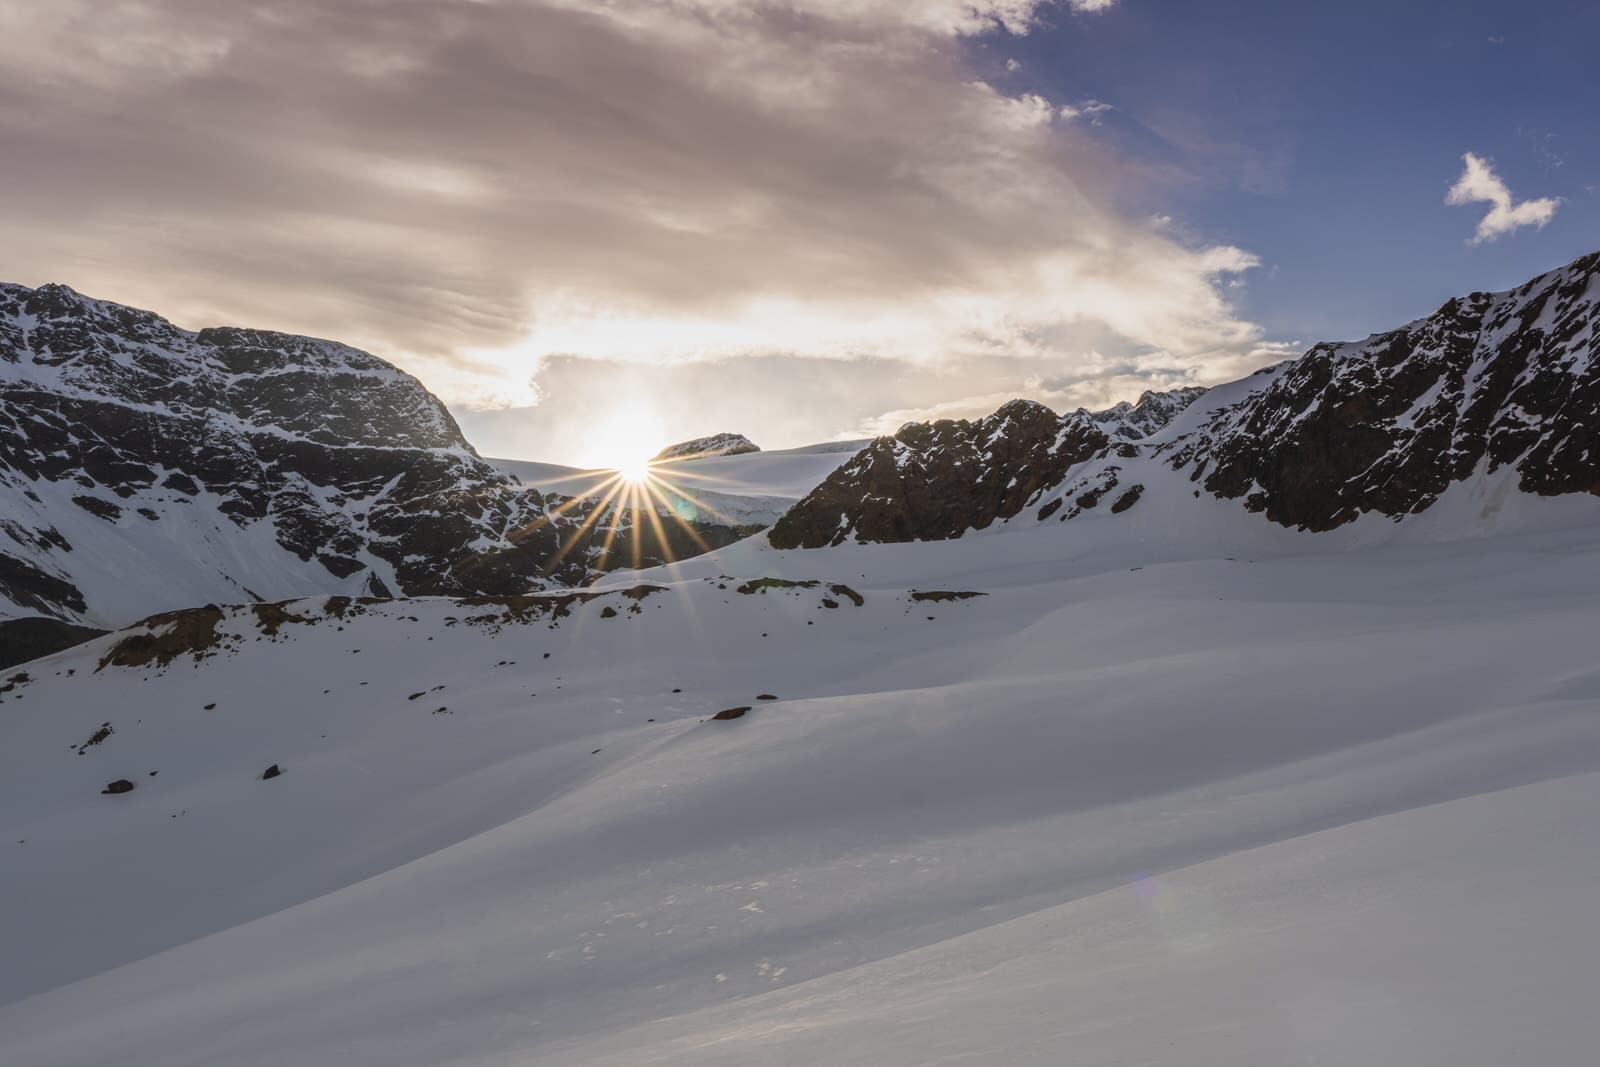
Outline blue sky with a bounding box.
[990,0,1600,345]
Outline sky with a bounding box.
[1,0,1596,466]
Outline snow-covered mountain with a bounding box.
[1168,252,1600,529]
[775,252,1599,547]
[653,432,760,461]
[769,387,1206,547]
[5,254,1600,1066]
[4,517,1600,1066]
[0,283,597,629]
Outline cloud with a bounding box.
[1058,98,1115,125]
[1,0,1271,463]
[1446,153,1562,244]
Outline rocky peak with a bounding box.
[653,433,760,461]
[768,388,1205,548]
[1091,386,1209,440]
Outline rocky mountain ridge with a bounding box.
[768,387,1206,548]
[772,252,1600,547]
[0,283,591,630]
[1165,251,1600,529]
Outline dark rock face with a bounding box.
[0,617,106,670]
[101,779,135,795]
[1169,251,1600,530]
[770,390,1204,548]
[653,434,760,461]
[0,282,597,624]
[1092,387,1208,440]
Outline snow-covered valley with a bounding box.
[491,440,869,529]
[4,251,1600,1065]
[3,498,1599,1065]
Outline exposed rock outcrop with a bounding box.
[1169,252,1600,529]
[653,434,760,461]
[0,617,107,670]
[769,389,1204,548]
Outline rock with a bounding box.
[101,779,135,795]
[75,722,113,755]
[260,764,283,780]
[1109,485,1145,514]
[1179,252,1600,530]
[0,617,106,671]
[711,706,751,720]
[653,434,760,462]
[770,391,1202,548]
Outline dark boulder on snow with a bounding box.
[101,779,135,795]
[711,706,750,721]
[260,764,283,780]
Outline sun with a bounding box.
[614,452,655,484]
[580,404,666,482]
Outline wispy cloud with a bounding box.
[0,0,1270,463]
[1446,152,1562,244]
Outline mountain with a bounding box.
[4,255,1600,1066]
[1169,252,1600,530]
[775,252,1599,547]
[653,432,761,461]
[769,387,1205,548]
[4,507,1599,1066]
[0,283,599,630]
[0,283,800,645]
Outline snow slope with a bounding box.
[4,511,1600,1065]
[5,255,1599,1065]
[492,440,870,527]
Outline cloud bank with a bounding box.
[1446,152,1562,244]
[0,0,1278,462]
